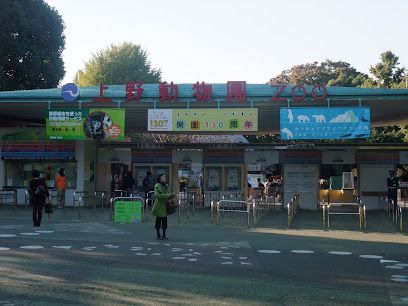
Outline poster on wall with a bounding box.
[148,108,258,132]
[227,169,239,190]
[208,169,220,190]
[46,109,125,141]
[280,107,370,140]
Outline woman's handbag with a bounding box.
[45,198,53,214]
[166,196,178,215]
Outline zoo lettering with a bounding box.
[93,82,328,103]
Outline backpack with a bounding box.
[34,184,48,200]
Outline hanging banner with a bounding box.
[46,109,125,141]
[280,107,370,140]
[148,108,258,132]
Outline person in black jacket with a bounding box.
[122,171,135,192]
[387,170,399,210]
[29,170,49,227]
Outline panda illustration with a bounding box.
[84,111,113,140]
[102,113,113,129]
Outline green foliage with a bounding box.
[369,51,405,88]
[74,42,161,86]
[269,60,369,87]
[0,0,65,91]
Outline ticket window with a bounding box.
[5,161,77,189]
[205,167,222,191]
[134,167,150,190]
[225,167,241,191]
[133,165,170,191]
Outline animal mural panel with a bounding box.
[280,108,370,140]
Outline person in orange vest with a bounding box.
[55,168,67,208]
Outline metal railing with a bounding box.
[386,198,406,232]
[204,192,243,207]
[176,192,198,223]
[213,199,256,227]
[287,194,300,228]
[24,190,30,207]
[0,189,17,208]
[94,191,109,208]
[323,200,366,229]
[110,196,145,222]
[73,191,88,219]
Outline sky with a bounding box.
[45,0,408,85]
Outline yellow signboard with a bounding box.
[148,108,258,132]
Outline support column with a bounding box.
[76,140,85,192]
[0,157,4,188]
[243,164,248,200]
[172,163,179,195]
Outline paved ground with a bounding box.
[0,206,407,306]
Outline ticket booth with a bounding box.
[203,150,245,205]
[95,147,132,192]
[132,150,173,192]
[245,150,280,199]
[172,149,203,194]
[319,150,357,205]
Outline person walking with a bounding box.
[29,170,49,227]
[55,168,66,208]
[151,174,174,240]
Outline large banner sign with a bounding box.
[47,109,125,141]
[148,108,258,132]
[280,107,370,140]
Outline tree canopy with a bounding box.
[269,60,369,87]
[0,0,65,91]
[74,42,161,86]
[364,51,406,88]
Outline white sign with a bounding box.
[284,164,319,210]
[148,109,172,131]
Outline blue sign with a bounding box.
[280,107,370,140]
[61,83,80,102]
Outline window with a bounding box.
[5,162,77,188]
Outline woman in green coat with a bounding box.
[152,174,174,240]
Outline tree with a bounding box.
[269,60,369,87]
[74,42,161,86]
[0,0,65,91]
[369,51,405,88]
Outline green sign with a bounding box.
[114,200,142,223]
[46,109,125,141]
[148,108,258,132]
